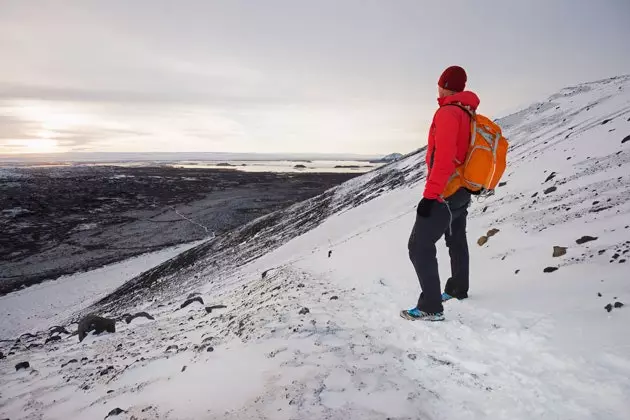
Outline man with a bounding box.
[402,65,480,322]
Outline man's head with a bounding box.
[438,66,467,98]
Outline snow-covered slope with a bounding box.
[2,76,630,419]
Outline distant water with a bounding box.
[1,160,381,173]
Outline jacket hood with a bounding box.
[438,91,480,111]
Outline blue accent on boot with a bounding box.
[442,292,454,302]
[401,308,445,321]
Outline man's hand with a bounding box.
[417,198,437,218]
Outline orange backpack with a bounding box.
[442,105,508,198]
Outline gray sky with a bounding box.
[1,0,629,155]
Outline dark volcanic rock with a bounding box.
[330,296,339,300]
[0,351,4,359]
[605,303,613,313]
[544,172,557,183]
[614,302,624,308]
[124,312,155,324]
[45,335,62,344]
[61,359,78,368]
[298,307,310,315]
[543,267,559,273]
[543,186,557,194]
[576,236,598,245]
[15,361,30,371]
[205,305,227,313]
[206,346,214,352]
[622,135,630,144]
[77,315,116,342]
[181,296,204,309]
[49,326,71,335]
[106,407,125,417]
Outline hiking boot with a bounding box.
[400,308,445,322]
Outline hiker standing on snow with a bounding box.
[402,66,479,321]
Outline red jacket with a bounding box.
[424,91,480,200]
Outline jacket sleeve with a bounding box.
[423,107,459,200]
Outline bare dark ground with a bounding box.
[0,166,359,295]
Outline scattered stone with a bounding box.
[544,172,557,183]
[206,346,214,352]
[297,283,305,288]
[543,186,557,194]
[552,246,567,258]
[407,353,417,360]
[482,206,488,213]
[498,182,507,187]
[620,259,627,263]
[614,302,624,308]
[622,135,630,144]
[477,236,489,246]
[328,250,332,258]
[45,335,62,344]
[515,269,520,274]
[576,236,598,245]
[77,314,116,342]
[0,351,4,359]
[531,192,538,198]
[180,296,204,309]
[61,359,78,368]
[487,228,500,237]
[181,365,187,372]
[106,407,125,418]
[262,270,269,279]
[330,296,339,300]
[601,118,611,125]
[205,305,227,313]
[107,390,114,394]
[605,304,613,313]
[597,293,602,297]
[15,361,30,371]
[100,366,114,376]
[49,326,71,335]
[298,307,310,315]
[543,267,558,273]
[165,345,178,353]
[124,312,155,324]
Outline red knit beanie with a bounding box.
[438,66,467,92]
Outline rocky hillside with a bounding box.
[1,76,629,420]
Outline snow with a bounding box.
[0,240,206,339]
[1,75,630,419]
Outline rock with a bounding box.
[100,366,114,376]
[206,346,214,352]
[77,314,116,342]
[601,118,611,125]
[498,181,507,187]
[543,267,558,273]
[487,228,500,237]
[477,236,489,246]
[614,302,624,308]
[205,305,227,313]
[576,235,598,245]
[544,172,557,183]
[482,206,488,213]
[531,192,538,198]
[328,250,332,258]
[61,359,78,368]
[0,351,4,359]
[297,283,305,288]
[45,335,62,344]
[515,269,520,274]
[552,246,567,257]
[407,353,417,360]
[49,325,71,335]
[165,345,178,353]
[186,292,201,299]
[180,296,204,309]
[106,407,125,418]
[262,270,269,279]
[622,135,630,144]
[181,365,187,372]
[543,186,557,194]
[298,307,310,315]
[15,361,30,371]
[605,303,613,313]
[124,312,155,324]
[330,296,339,300]
[598,293,602,297]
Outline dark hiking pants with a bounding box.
[408,188,471,313]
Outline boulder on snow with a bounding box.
[487,228,500,237]
[49,325,71,335]
[180,296,204,309]
[543,186,557,194]
[543,267,558,273]
[298,307,310,315]
[614,302,624,308]
[553,246,567,257]
[544,172,557,183]
[477,236,489,246]
[15,361,30,371]
[61,359,78,368]
[576,235,598,245]
[45,335,62,345]
[124,312,155,324]
[605,303,613,313]
[621,134,630,144]
[106,407,126,418]
[0,351,4,359]
[204,305,227,314]
[77,315,116,342]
